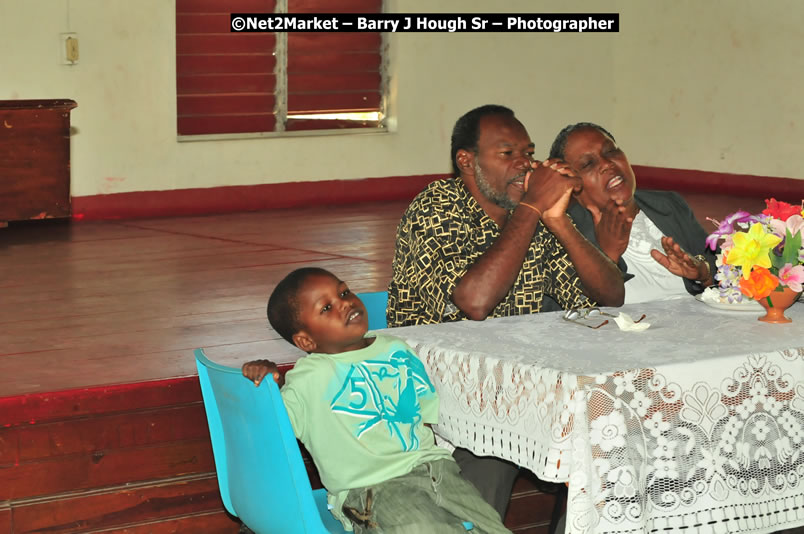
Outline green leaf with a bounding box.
[782,228,802,265]
[771,251,787,271]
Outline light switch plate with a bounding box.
[60,32,79,65]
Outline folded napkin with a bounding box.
[699,287,723,304]
[613,312,651,332]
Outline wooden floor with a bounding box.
[0,192,768,399]
[0,192,773,534]
[1,201,409,398]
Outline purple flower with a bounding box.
[706,210,755,250]
[714,263,745,303]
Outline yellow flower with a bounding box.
[725,223,782,279]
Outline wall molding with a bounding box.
[71,167,803,221]
[633,165,803,199]
[71,174,442,220]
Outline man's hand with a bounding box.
[522,158,582,226]
[650,237,709,282]
[590,199,634,262]
[242,359,283,387]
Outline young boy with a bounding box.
[242,267,511,534]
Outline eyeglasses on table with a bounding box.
[562,307,646,329]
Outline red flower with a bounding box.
[763,198,801,221]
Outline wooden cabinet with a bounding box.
[0,99,77,225]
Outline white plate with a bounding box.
[695,289,764,312]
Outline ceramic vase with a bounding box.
[757,287,803,323]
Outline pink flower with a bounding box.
[778,264,804,292]
[720,235,735,252]
[770,214,804,239]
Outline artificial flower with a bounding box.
[778,264,804,293]
[739,267,779,300]
[714,262,745,303]
[763,198,802,222]
[720,234,735,252]
[770,214,804,240]
[789,214,804,235]
[709,202,804,297]
[706,210,754,250]
[726,223,782,278]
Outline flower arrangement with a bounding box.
[706,198,804,303]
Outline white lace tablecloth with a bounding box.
[388,298,804,534]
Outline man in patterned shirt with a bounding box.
[386,104,625,521]
[388,104,624,327]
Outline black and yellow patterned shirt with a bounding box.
[387,177,590,327]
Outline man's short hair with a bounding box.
[450,104,515,177]
[549,122,616,160]
[267,267,335,344]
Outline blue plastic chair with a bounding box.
[356,290,388,330]
[194,349,346,533]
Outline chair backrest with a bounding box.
[194,349,344,533]
[356,291,388,330]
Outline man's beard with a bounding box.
[474,162,519,211]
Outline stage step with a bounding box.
[0,378,237,533]
[0,376,560,533]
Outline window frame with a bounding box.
[176,0,389,141]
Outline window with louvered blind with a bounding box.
[176,0,385,136]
